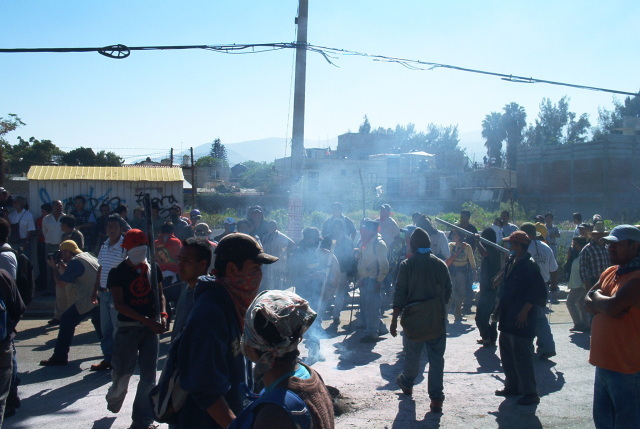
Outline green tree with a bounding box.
[95,150,124,166]
[593,93,640,141]
[61,147,123,166]
[0,114,25,183]
[238,161,276,193]
[482,112,506,166]
[209,138,228,164]
[359,115,371,134]
[0,114,25,142]
[524,96,590,146]
[502,102,526,169]
[61,147,98,165]
[5,136,63,174]
[195,155,227,168]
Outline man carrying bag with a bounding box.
[390,227,452,414]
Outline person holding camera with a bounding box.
[39,240,100,366]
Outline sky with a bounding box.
[1,1,639,164]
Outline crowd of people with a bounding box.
[0,185,637,428]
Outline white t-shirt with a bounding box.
[491,224,504,244]
[430,230,451,260]
[9,209,35,239]
[0,243,18,279]
[527,239,558,282]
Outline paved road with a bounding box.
[7,294,595,429]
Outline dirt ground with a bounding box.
[309,293,594,429]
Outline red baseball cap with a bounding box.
[122,229,149,250]
[503,230,531,245]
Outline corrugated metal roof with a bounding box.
[27,166,184,182]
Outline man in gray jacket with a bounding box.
[390,227,452,414]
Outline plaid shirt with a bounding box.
[579,240,611,286]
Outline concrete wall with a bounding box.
[517,138,640,219]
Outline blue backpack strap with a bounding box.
[231,388,311,429]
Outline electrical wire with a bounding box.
[0,42,636,96]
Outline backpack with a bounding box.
[229,388,311,429]
[0,248,35,306]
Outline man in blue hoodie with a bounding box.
[176,233,278,429]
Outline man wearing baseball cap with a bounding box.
[40,240,100,366]
[174,233,277,428]
[520,222,558,360]
[585,225,640,428]
[213,217,236,243]
[105,229,167,429]
[495,231,547,406]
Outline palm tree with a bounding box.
[482,112,506,167]
[502,103,527,170]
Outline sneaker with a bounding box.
[429,399,443,413]
[47,319,60,326]
[495,388,519,397]
[396,374,413,396]
[90,361,112,371]
[39,356,68,366]
[539,351,557,360]
[517,394,540,406]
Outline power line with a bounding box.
[0,42,637,96]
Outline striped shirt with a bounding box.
[97,235,126,289]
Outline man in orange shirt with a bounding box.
[585,224,640,429]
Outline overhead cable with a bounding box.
[0,42,636,96]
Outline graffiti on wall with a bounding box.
[134,192,179,211]
[39,186,125,214]
[38,186,181,217]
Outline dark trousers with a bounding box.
[36,242,47,291]
[475,288,498,343]
[498,331,537,395]
[52,305,100,361]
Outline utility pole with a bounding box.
[190,147,196,208]
[287,0,308,242]
[170,148,174,167]
[291,0,308,181]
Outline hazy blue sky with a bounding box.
[1,1,638,162]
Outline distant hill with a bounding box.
[185,137,338,165]
[175,133,485,166]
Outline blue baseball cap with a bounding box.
[602,225,640,243]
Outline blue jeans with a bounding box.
[402,332,446,401]
[535,306,556,354]
[106,324,158,429]
[360,278,382,338]
[593,366,640,429]
[99,290,119,362]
